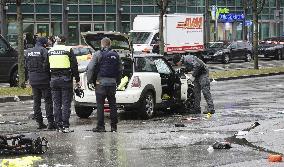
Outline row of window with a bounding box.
[20,0,284,7]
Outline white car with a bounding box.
[74,32,194,119]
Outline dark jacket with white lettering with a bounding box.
[25,43,50,86]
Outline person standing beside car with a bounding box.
[87,37,122,132]
[25,37,56,130]
[173,54,215,114]
[48,36,80,133]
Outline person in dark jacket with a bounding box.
[48,36,80,133]
[173,54,215,114]
[25,37,56,129]
[87,37,122,132]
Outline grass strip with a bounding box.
[210,66,284,79]
[0,87,32,96]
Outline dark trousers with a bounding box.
[193,73,215,113]
[51,87,73,128]
[32,86,54,124]
[95,85,118,128]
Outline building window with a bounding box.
[50,0,63,3]
[69,5,78,13]
[79,0,93,3]
[177,6,186,13]
[106,0,115,4]
[68,23,79,45]
[51,14,62,21]
[80,14,92,21]
[94,14,105,21]
[68,0,78,4]
[106,22,116,31]
[122,14,130,21]
[37,0,49,3]
[69,14,79,21]
[143,6,154,13]
[106,14,116,21]
[22,4,34,13]
[177,0,186,6]
[227,0,235,6]
[131,6,142,13]
[94,5,105,13]
[51,22,62,36]
[79,5,92,13]
[122,22,130,32]
[94,0,105,5]
[51,5,62,13]
[106,5,116,13]
[131,0,142,5]
[35,4,49,13]
[143,0,153,5]
[36,14,50,21]
[122,6,130,13]
[23,14,34,21]
[122,0,130,5]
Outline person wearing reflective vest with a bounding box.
[87,37,122,132]
[48,36,80,133]
[25,37,56,130]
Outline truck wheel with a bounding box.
[275,50,282,60]
[10,69,18,87]
[139,91,155,119]
[222,54,230,64]
[245,53,252,62]
[75,106,93,118]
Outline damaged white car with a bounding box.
[74,32,194,119]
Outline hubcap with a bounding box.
[145,94,154,116]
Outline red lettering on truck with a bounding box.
[176,17,203,29]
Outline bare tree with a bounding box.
[252,0,265,69]
[156,0,170,55]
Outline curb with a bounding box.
[213,71,284,81]
[0,95,33,103]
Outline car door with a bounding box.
[228,42,238,60]
[153,57,179,99]
[0,37,17,82]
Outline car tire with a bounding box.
[139,91,155,119]
[222,54,230,64]
[275,50,282,60]
[245,53,252,62]
[9,69,18,87]
[75,105,93,118]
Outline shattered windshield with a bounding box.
[130,32,152,44]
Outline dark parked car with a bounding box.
[0,35,18,86]
[206,41,252,64]
[258,37,284,60]
[201,41,229,62]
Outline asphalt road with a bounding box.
[0,75,284,166]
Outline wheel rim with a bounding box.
[246,54,252,61]
[224,55,229,63]
[145,94,154,117]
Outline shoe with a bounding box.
[62,127,71,133]
[92,127,106,132]
[111,124,117,132]
[37,122,47,129]
[47,123,57,130]
[57,126,64,132]
[203,110,215,114]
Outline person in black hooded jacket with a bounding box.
[25,37,56,130]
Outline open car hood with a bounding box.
[81,31,131,51]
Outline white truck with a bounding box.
[74,32,194,119]
[130,14,204,57]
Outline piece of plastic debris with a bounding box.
[274,129,284,132]
[175,123,186,127]
[268,154,283,162]
[14,95,20,102]
[179,135,187,139]
[183,117,198,121]
[212,141,232,149]
[235,130,249,136]
[207,146,214,153]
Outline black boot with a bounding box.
[92,126,106,132]
[111,124,117,132]
[47,122,57,130]
[37,122,47,129]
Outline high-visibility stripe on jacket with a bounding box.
[48,45,71,69]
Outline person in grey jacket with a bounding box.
[87,37,122,132]
[173,54,215,114]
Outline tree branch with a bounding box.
[257,0,266,15]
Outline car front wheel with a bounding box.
[275,50,282,60]
[139,91,155,119]
[10,69,18,87]
[222,54,230,64]
[75,105,94,118]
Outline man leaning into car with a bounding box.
[87,37,122,132]
[173,54,215,114]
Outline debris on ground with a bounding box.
[207,146,214,153]
[277,111,284,114]
[235,122,260,137]
[13,95,20,102]
[0,121,27,125]
[268,154,283,162]
[175,123,186,127]
[212,141,232,149]
[182,117,198,121]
